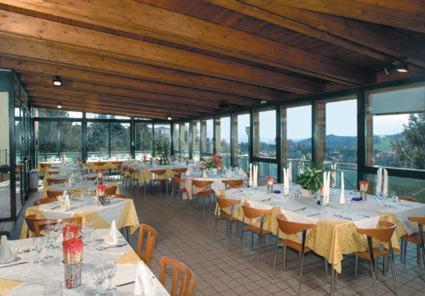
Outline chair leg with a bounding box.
[354,256,359,279]
[250,232,254,252]
[298,249,305,292]
[214,217,219,240]
[324,259,328,281]
[257,233,263,264]
[282,245,287,271]
[422,242,425,267]
[273,237,279,272]
[403,240,408,263]
[382,256,386,276]
[389,253,398,295]
[417,245,421,264]
[400,240,404,263]
[370,260,378,296]
[228,221,233,247]
[239,229,244,257]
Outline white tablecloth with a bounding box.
[2,229,169,296]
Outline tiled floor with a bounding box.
[8,183,425,295]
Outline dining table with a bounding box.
[224,184,425,274]
[1,229,169,295]
[20,196,139,239]
[42,179,119,199]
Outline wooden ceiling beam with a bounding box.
[209,0,425,69]
[1,58,266,104]
[275,0,425,34]
[0,10,323,94]
[31,100,171,120]
[0,36,286,101]
[30,96,196,118]
[26,88,205,116]
[20,74,223,110]
[0,0,370,85]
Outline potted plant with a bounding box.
[153,135,170,165]
[297,164,323,196]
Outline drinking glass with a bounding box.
[104,261,117,294]
[43,280,62,296]
[390,191,399,203]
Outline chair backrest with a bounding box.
[222,179,244,189]
[356,221,396,243]
[33,197,58,206]
[151,169,166,176]
[46,190,64,198]
[46,178,66,185]
[408,216,425,225]
[399,196,417,202]
[113,194,128,199]
[173,168,188,175]
[85,175,97,180]
[33,217,83,237]
[216,196,241,210]
[192,180,213,189]
[241,205,271,219]
[105,185,118,195]
[48,171,60,175]
[136,224,158,267]
[159,256,195,296]
[276,214,314,235]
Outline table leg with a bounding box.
[330,267,337,296]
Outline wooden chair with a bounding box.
[159,256,195,296]
[85,175,97,181]
[400,216,425,266]
[398,196,417,202]
[240,205,272,263]
[33,197,58,206]
[274,214,325,290]
[222,179,244,190]
[191,180,214,214]
[46,190,64,199]
[105,185,118,195]
[353,221,397,295]
[46,178,66,185]
[25,215,82,237]
[113,194,128,199]
[172,168,188,176]
[171,175,187,200]
[136,224,158,267]
[215,196,241,244]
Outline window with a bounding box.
[258,162,278,185]
[33,108,82,118]
[172,124,180,156]
[86,113,129,120]
[287,105,312,160]
[58,121,82,160]
[35,121,59,162]
[110,122,130,159]
[254,109,276,158]
[192,121,201,160]
[367,84,425,170]
[205,119,214,155]
[179,122,190,157]
[237,113,250,171]
[154,123,171,157]
[217,116,231,167]
[325,98,357,189]
[87,122,109,159]
[135,122,153,158]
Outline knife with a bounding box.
[0,261,28,269]
[114,281,135,287]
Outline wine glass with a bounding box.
[390,191,398,203]
[104,261,117,294]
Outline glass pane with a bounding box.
[172,124,179,155]
[0,90,11,219]
[35,121,59,162]
[325,98,357,189]
[154,124,171,157]
[205,119,214,155]
[111,122,130,159]
[237,113,250,172]
[218,116,231,167]
[258,162,278,185]
[135,122,153,158]
[87,122,109,160]
[179,123,189,157]
[192,121,201,161]
[368,85,425,170]
[287,105,312,160]
[59,121,82,160]
[86,113,130,120]
[255,109,276,158]
[33,107,82,118]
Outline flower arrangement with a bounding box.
[63,224,83,289]
[297,163,323,195]
[205,155,223,169]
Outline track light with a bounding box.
[56,102,63,109]
[396,56,409,73]
[166,115,172,121]
[384,56,409,76]
[52,76,62,87]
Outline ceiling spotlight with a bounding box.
[384,59,397,76]
[260,100,268,104]
[52,76,62,87]
[396,56,409,73]
[166,115,172,121]
[56,102,63,109]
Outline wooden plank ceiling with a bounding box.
[0,0,424,120]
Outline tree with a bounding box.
[392,113,425,169]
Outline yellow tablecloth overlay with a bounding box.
[222,205,403,273]
[116,250,142,264]
[137,168,174,184]
[0,279,22,295]
[20,200,139,239]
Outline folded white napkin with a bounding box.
[382,168,388,197]
[288,162,292,184]
[253,165,258,188]
[104,220,119,245]
[339,171,345,204]
[283,168,289,195]
[0,235,14,263]
[134,263,160,296]
[248,163,253,187]
[322,171,330,204]
[376,167,383,195]
[63,194,71,210]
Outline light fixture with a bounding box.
[396,56,409,73]
[52,76,62,87]
[260,100,268,104]
[166,115,172,121]
[384,56,409,76]
[56,102,63,109]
